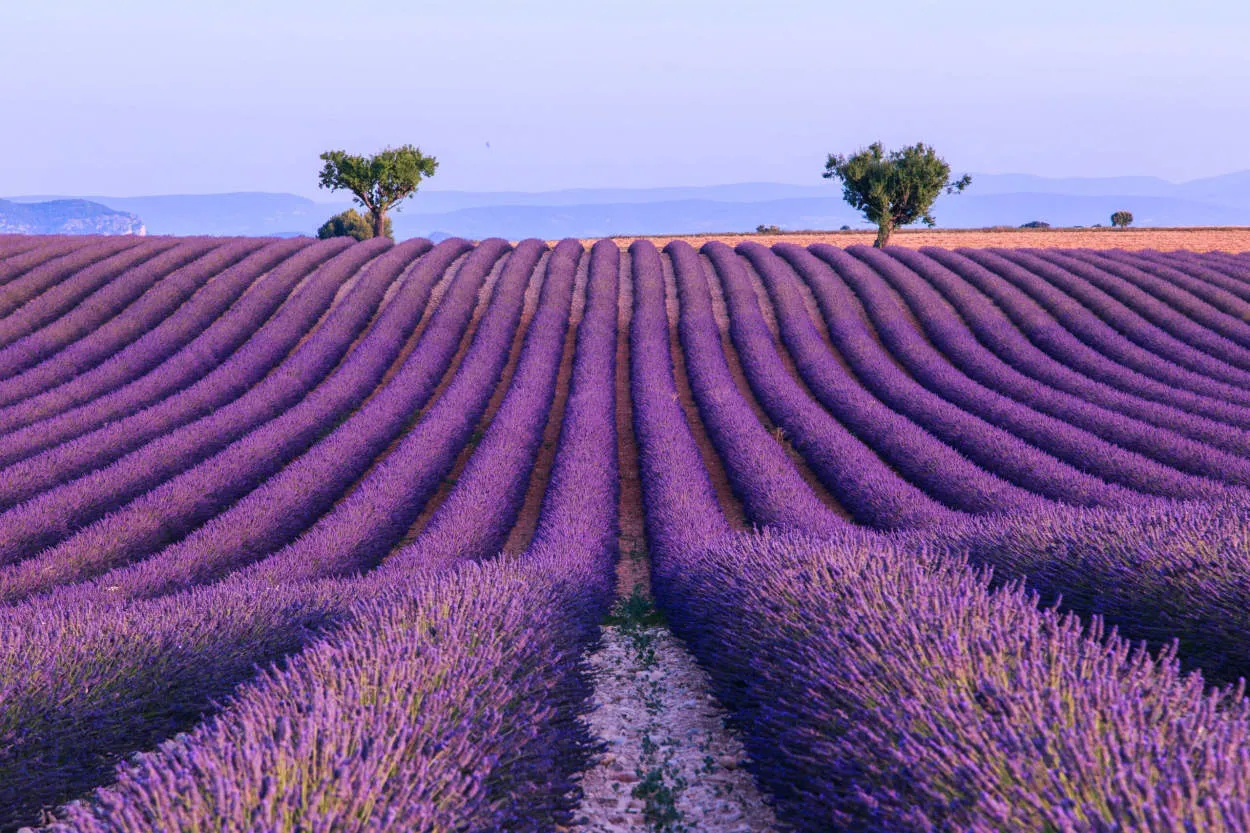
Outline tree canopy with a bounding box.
[823,142,971,247]
[318,145,437,239]
[1111,210,1134,229]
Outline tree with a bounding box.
[317,209,392,241]
[823,142,971,247]
[1111,210,1134,229]
[318,145,438,239]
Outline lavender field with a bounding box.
[4,233,1250,831]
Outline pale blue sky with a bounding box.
[3,0,1247,196]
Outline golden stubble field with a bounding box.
[587,226,1250,252]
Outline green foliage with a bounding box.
[755,224,782,234]
[1111,210,1134,229]
[823,142,971,247]
[316,209,392,242]
[318,145,438,238]
[1020,220,1051,229]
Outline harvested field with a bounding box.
[598,225,1250,252]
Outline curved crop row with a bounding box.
[665,240,847,536]
[657,528,1250,832]
[1115,250,1250,326]
[773,243,1134,506]
[0,238,346,465]
[856,246,1250,485]
[0,239,86,288]
[1052,249,1250,368]
[890,247,1250,455]
[0,236,52,266]
[704,241,963,525]
[735,242,1042,515]
[815,245,1224,500]
[1158,250,1250,299]
[37,240,623,833]
[0,239,444,600]
[922,247,1250,434]
[999,249,1250,389]
[0,237,144,318]
[0,238,226,383]
[228,239,546,583]
[386,238,582,573]
[960,248,1250,410]
[0,239,393,563]
[108,238,508,596]
[0,238,266,408]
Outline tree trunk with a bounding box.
[372,209,387,240]
[874,220,893,248]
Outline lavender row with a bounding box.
[0,237,142,318]
[1056,248,1250,368]
[996,249,1250,390]
[0,239,88,287]
[735,242,1045,515]
[22,243,620,831]
[223,239,546,585]
[0,238,346,466]
[703,242,964,525]
[86,238,501,598]
[0,238,226,383]
[0,239,454,600]
[1198,251,1250,289]
[0,239,393,564]
[528,238,621,565]
[910,495,1250,688]
[657,527,1250,832]
[0,579,357,831]
[1,239,617,831]
[0,236,52,268]
[1122,250,1250,324]
[385,238,582,574]
[0,238,181,352]
[773,243,1134,506]
[50,553,609,832]
[0,238,267,408]
[664,240,848,536]
[54,238,489,600]
[960,248,1250,410]
[628,240,731,554]
[922,247,1250,435]
[814,245,1224,501]
[891,248,1250,455]
[855,246,1250,486]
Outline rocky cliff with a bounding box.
[0,199,145,235]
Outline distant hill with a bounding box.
[9,171,1250,239]
[0,199,144,235]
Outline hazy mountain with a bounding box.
[9,171,1249,239]
[6,193,347,237]
[0,199,144,235]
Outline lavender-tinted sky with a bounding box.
[3,0,1247,197]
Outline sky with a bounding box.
[2,0,1248,197]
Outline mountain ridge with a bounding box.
[7,170,1248,239]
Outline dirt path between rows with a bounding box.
[571,252,778,833]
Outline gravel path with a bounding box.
[572,547,778,832]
